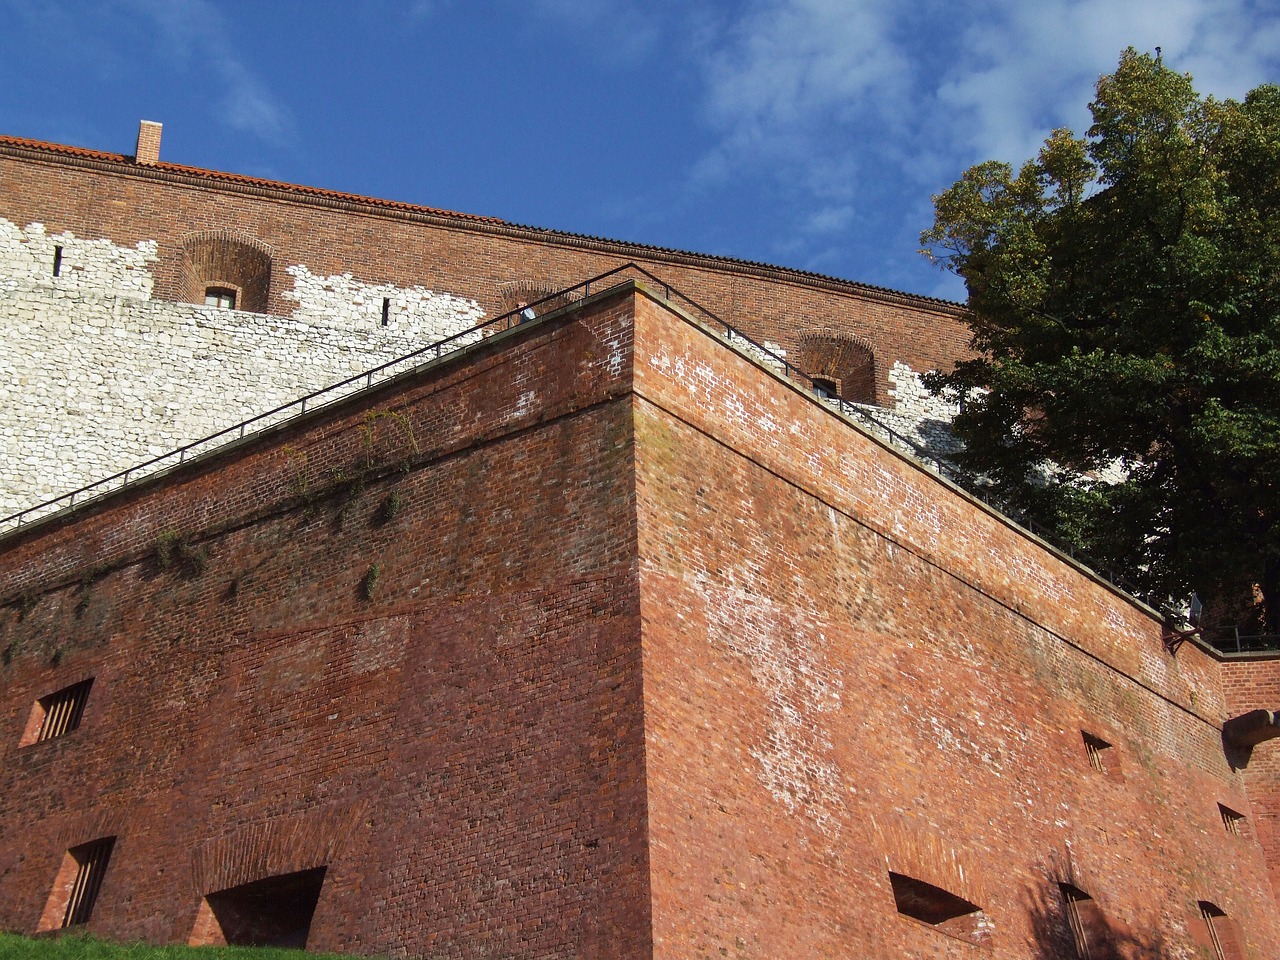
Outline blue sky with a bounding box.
[3,0,1279,302]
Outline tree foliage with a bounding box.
[921,49,1280,632]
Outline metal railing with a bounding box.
[2,263,1264,653]
[1198,628,1280,656]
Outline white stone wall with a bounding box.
[1,220,487,519]
[0,219,157,298]
[284,265,485,332]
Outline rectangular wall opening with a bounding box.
[889,871,990,945]
[1082,732,1114,775]
[21,678,94,746]
[1060,883,1118,959]
[52,245,63,277]
[194,866,327,948]
[39,837,115,931]
[1198,901,1245,960]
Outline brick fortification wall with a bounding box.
[627,292,1280,956]
[1219,657,1280,910]
[0,290,650,958]
[2,284,1276,957]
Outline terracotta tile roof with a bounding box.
[0,134,500,224]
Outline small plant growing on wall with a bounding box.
[374,491,403,526]
[284,445,311,500]
[74,566,105,620]
[360,563,381,601]
[362,408,420,473]
[154,531,209,579]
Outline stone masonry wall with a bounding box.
[0,218,156,297]
[0,218,484,518]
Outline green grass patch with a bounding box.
[0,933,358,959]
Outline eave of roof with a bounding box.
[0,133,965,314]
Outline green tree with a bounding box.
[921,49,1280,634]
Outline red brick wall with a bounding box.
[4,282,1273,958]
[0,290,650,958]
[0,146,970,401]
[1219,656,1280,911]
[630,291,1279,958]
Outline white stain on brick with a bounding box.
[698,568,846,837]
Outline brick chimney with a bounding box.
[136,120,162,165]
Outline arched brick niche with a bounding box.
[497,279,581,318]
[179,231,273,313]
[795,330,877,404]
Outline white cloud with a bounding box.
[676,0,1280,279]
[118,0,292,145]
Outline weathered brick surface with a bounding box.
[0,290,649,958]
[630,292,1280,958]
[3,282,1278,958]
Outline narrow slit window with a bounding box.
[1218,803,1245,836]
[52,245,63,277]
[1082,732,1112,774]
[204,286,236,309]
[23,679,94,745]
[381,297,390,326]
[1198,901,1245,960]
[40,837,116,930]
[889,872,990,945]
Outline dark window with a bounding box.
[381,297,390,326]
[204,286,237,309]
[889,872,989,944]
[60,837,115,927]
[1218,803,1245,836]
[52,245,63,277]
[1060,883,1118,959]
[24,679,93,745]
[811,376,838,399]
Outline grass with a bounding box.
[0,933,358,959]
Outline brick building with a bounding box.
[0,124,1278,958]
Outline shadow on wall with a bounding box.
[1021,862,1173,960]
